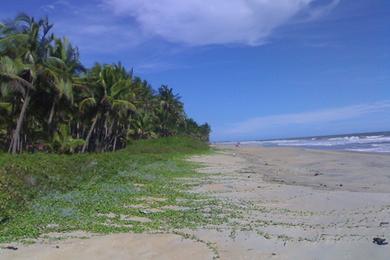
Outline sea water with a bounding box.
[235,132,390,154]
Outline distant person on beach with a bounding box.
[235,142,241,148]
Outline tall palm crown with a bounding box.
[156,85,185,136]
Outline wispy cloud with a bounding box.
[38,2,145,57]
[299,0,341,22]
[40,1,76,14]
[103,0,341,46]
[30,0,341,71]
[217,101,390,138]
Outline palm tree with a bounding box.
[0,57,34,153]
[156,85,185,136]
[0,13,211,154]
[129,111,157,139]
[80,63,136,152]
[0,14,54,153]
[46,37,83,128]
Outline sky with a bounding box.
[1,0,389,141]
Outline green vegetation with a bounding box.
[0,14,210,154]
[0,137,233,243]
[0,13,217,245]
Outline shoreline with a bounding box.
[217,144,390,193]
[217,143,390,156]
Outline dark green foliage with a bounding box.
[0,14,210,154]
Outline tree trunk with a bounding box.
[113,136,117,151]
[48,99,56,126]
[9,90,31,154]
[82,114,98,153]
[104,118,108,140]
[108,120,115,138]
[76,122,80,139]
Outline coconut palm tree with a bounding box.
[0,13,211,154]
[156,85,185,136]
[129,111,158,139]
[0,57,34,153]
[0,14,54,153]
[45,37,83,129]
[80,63,136,152]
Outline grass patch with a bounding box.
[0,136,231,243]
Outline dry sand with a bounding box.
[2,145,390,259]
[188,145,390,259]
[0,233,213,260]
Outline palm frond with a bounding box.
[0,102,12,112]
[0,56,33,90]
[112,99,136,112]
[111,79,132,98]
[79,97,96,112]
[56,79,73,103]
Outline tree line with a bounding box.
[0,14,211,154]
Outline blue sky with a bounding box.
[1,0,389,141]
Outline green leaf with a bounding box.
[0,102,12,112]
[79,97,97,112]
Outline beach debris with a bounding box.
[339,184,343,187]
[1,246,18,251]
[139,209,150,214]
[47,223,60,229]
[139,209,159,215]
[56,246,60,249]
[239,170,255,174]
[373,237,388,245]
[379,222,389,227]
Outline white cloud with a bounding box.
[219,101,390,136]
[41,1,73,13]
[103,0,340,46]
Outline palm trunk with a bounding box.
[108,120,115,138]
[9,90,31,154]
[82,114,98,153]
[113,136,117,151]
[104,118,108,140]
[48,99,56,126]
[76,122,80,139]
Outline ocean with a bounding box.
[234,131,390,154]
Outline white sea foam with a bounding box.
[236,134,390,153]
[346,143,390,153]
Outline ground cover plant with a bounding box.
[0,137,234,244]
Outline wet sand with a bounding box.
[225,145,390,193]
[2,145,390,259]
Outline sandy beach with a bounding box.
[188,145,390,259]
[2,145,390,259]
